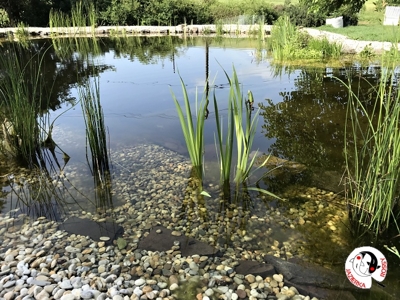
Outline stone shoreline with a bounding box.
[0,24,397,54]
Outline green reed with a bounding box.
[342,55,400,235]
[78,73,113,209]
[49,1,97,35]
[216,20,224,36]
[78,75,109,176]
[0,45,53,165]
[15,22,30,46]
[171,77,207,179]
[269,16,342,61]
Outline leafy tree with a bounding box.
[300,0,367,15]
[0,0,73,26]
[99,0,140,25]
[0,0,27,25]
[0,8,9,26]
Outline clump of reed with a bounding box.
[342,54,400,236]
[0,45,52,165]
[49,1,97,35]
[0,44,75,170]
[269,16,342,61]
[13,22,30,46]
[78,73,113,210]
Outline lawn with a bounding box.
[317,0,400,42]
[216,0,399,43]
[319,24,400,42]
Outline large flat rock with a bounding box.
[235,260,276,278]
[58,216,124,245]
[138,226,219,257]
[265,255,394,300]
[265,255,353,289]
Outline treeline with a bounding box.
[0,0,379,28]
[0,0,280,27]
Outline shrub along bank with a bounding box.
[0,0,361,28]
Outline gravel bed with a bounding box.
[0,144,349,300]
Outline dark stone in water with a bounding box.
[264,255,395,300]
[59,216,123,245]
[138,225,220,257]
[235,260,275,278]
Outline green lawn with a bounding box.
[215,0,398,42]
[318,0,400,42]
[319,24,400,42]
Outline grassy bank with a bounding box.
[320,0,400,42]
[319,24,400,43]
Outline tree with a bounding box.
[300,0,367,15]
[0,0,27,25]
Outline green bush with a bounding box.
[99,0,141,25]
[283,3,326,27]
[0,9,10,27]
[242,0,280,24]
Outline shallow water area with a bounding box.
[0,36,399,299]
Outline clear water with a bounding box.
[0,37,399,298]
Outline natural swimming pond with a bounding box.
[0,36,399,299]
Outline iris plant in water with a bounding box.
[171,75,207,181]
[172,67,280,202]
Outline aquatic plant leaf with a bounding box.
[200,190,211,197]
[117,237,127,250]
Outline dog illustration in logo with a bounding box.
[350,251,381,277]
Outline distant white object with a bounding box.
[384,6,400,25]
[326,16,343,28]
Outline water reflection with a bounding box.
[257,65,388,194]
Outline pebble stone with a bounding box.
[0,144,328,300]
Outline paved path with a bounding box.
[0,24,396,54]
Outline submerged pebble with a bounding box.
[0,144,351,300]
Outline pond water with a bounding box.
[0,36,399,299]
